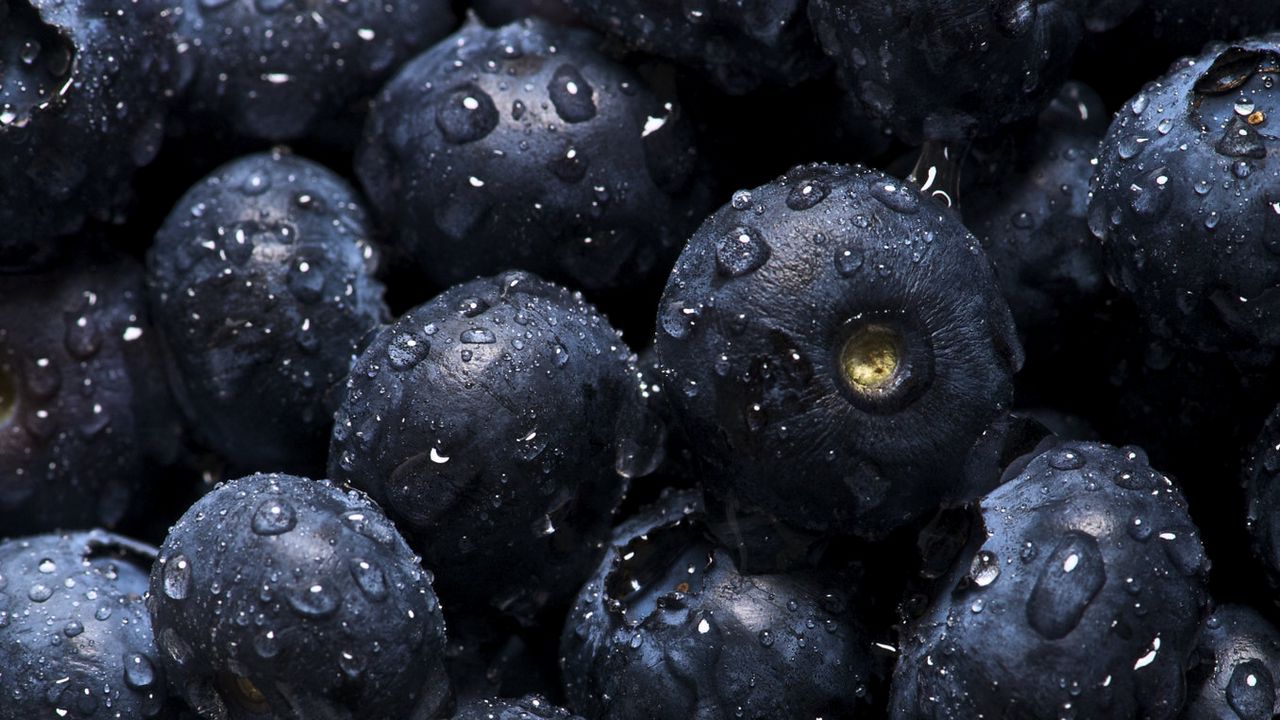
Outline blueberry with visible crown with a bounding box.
[807,0,1086,144]
[655,163,1022,545]
[0,530,174,719]
[890,442,1211,719]
[0,0,180,264]
[147,473,452,720]
[562,0,828,94]
[453,695,583,720]
[173,0,454,142]
[356,17,705,295]
[1184,605,1280,719]
[328,271,633,623]
[147,150,388,475]
[0,253,180,534]
[560,489,876,719]
[1090,35,1280,369]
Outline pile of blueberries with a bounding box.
[7,0,1280,717]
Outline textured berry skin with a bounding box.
[0,531,174,720]
[966,82,1109,340]
[560,489,875,720]
[173,0,454,142]
[563,0,827,94]
[1090,36,1280,369]
[890,443,1211,720]
[807,0,1085,143]
[0,0,179,262]
[654,163,1022,542]
[147,473,452,720]
[0,254,180,535]
[147,150,388,475]
[1183,605,1280,720]
[356,17,705,295]
[328,271,632,623]
[453,695,583,720]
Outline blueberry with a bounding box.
[0,0,180,263]
[807,0,1086,143]
[891,442,1210,719]
[328,271,633,623]
[563,0,828,94]
[173,0,454,142]
[1184,605,1280,720]
[965,81,1109,343]
[147,473,452,719]
[452,695,583,720]
[0,252,181,534]
[560,489,876,719]
[147,149,388,475]
[0,530,173,719]
[356,17,706,295]
[654,163,1022,544]
[1091,36,1280,369]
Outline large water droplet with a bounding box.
[162,555,192,601]
[251,499,297,536]
[548,64,596,123]
[287,583,340,619]
[349,559,389,602]
[436,83,499,144]
[1026,532,1106,640]
[714,226,771,278]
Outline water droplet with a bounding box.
[162,555,192,601]
[786,179,829,210]
[660,300,698,340]
[969,550,1001,587]
[548,64,596,122]
[123,654,157,690]
[834,247,864,276]
[251,499,297,536]
[388,334,430,370]
[436,83,499,143]
[758,629,774,647]
[460,328,496,344]
[287,583,340,619]
[1027,532,1105,640]
[730,190,753,210]
[27,583,52,602]
[349,559,388,602]
[1048,449,1085,470]
[870,182,920,214]
[714,227,771,278]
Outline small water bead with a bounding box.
[969,551,1001,587]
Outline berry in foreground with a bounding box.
[891,442,1211,719]
[147,473,452,720]
[147,149,388,475]
[329,271,633,623]
[655,163,1022,546]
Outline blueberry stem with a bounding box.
[908,141,969,209]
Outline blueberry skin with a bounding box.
[654,163,1022,541]
[807,0,1085,144]
[147,150,388,475]
[1183,605,1280,720]
[560,489,875,720]
[890,443,1211,720]
[328,271,632,623]
[147,473,452,720]
[452,695,583,720]
[356,17,705,295]
[562,0,828,94]
[1090,36,1280,369]
[0,0,179,263]
[966,81,1108,339]
[0,253,180,534]
[173,0,454,142]
[0,531,173,720]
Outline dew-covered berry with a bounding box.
[560,489,876,720]
[0,253,180,535]
[147,149,388,475]
[0,0,180,263]
[891,442,1211,719]
[172,0,455,142]
[0,530,174,719]
[147,473,452,720]
[328,271,633,623]
[655,163,1022,544]
[356,17,705,295]
[1090,36,1280,369]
